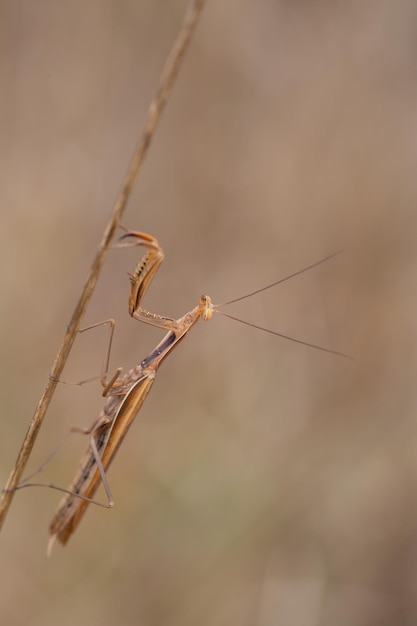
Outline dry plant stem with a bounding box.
[0,0,207,531]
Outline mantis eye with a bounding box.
[201,295,213,321]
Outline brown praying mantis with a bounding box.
[12,228,347,553]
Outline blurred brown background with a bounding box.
[1,1,417,624]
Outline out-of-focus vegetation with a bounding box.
[1,2,417,624]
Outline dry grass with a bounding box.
[0,0,206,531]
[1,2,417,625]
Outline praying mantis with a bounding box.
[13,228,347,553]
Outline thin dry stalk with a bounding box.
[0,0,207,531]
